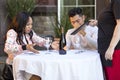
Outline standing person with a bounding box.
[66,7,98,50]
[98,0,120,80]
[3,12,58,80]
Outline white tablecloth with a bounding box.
[13,50,104,80]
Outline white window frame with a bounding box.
[57,0,96,22]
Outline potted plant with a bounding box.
[51,13,72,38]
[6,0,36,20]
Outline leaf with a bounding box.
[50,13,72,38]
[6,0,35,20]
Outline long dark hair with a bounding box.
[8,12,33,45]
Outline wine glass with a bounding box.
[44,37,52,54]
[71,35,83,54]
[72,35,81,49]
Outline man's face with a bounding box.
[70,14,85,29]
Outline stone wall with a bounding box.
[32,16,55,37]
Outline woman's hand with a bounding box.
[105,47,114,60]
[8,53,14,60]
[51,40,59,50]
[26,44,39,53]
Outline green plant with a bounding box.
[6,0,35,20]
[51,13,72,38]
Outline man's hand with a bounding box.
[79,30,86,36]
[89,19,98,26]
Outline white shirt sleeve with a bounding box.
[32,30,46,46]
[66,29,74,50]
[85,25,98,49]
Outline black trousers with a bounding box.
[1,64,13,80]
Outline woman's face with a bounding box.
[25,17,33,34]
[70,14,85,29]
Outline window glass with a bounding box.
[78,0,95,5]
[63,0,95,5]
[64,0,76,5]
[61,0,96,19]
[63,7,95,21]
[81,7,95,20]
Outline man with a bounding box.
[66,7,98,50]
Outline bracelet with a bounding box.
[22,45,26,50]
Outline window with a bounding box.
[58,0,96,21]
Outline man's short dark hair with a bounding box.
[68,7,83,17]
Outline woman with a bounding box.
[98,0,120,80]
[4,12,58,80]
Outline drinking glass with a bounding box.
[72,35,83,54]
[44,37,52,54]
[72,35,81,49]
